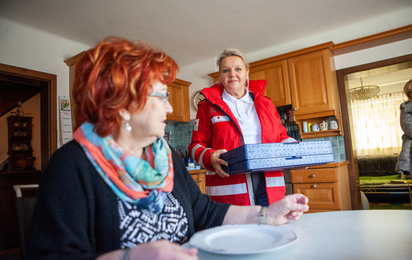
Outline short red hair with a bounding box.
[73,37,179,136]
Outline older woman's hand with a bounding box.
[266,194,309,225]
[210,149,229,177]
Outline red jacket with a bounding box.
[189,80,290,206]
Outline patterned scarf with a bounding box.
[73,122,174,213]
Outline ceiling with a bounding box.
[1,0,411,89]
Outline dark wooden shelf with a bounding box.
[7,116,34,171]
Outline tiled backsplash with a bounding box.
[302,136,346,162]
[165,120,346,162]
[165,120,196,151]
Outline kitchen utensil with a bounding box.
[175,146,186,158]
[286,109,294,123]
[320,121,328,131]
[302,122,308,133]
[183,150,194,166]
[326,117,338,130]
[311,124,320,132]
[329,120,338,129]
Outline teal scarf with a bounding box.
[73,122,174,213]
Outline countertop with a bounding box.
[188,169,206,174]
[307,161,348,168]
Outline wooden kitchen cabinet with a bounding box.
[249,59,291,107]
[291,162,351,213]
[288,49,337,116]
[64,51,85,129]
[288,48,343,138]
[167,78,191,122]
[189,169,206,194]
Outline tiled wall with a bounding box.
[302,136,346,162]
[166,120,346,162]
[165,119,196,151]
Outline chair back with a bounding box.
[13,184,38,260]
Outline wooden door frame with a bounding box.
[336,54,412,210]
[0,63,57,170]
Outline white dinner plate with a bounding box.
[189,224,297,255]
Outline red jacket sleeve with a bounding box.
[188,102,216,171]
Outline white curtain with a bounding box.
[351,92,407,157]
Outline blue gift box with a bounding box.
[220,141,334,175]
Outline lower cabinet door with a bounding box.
[293,182,341,210]
[190,172,206,194]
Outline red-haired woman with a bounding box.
[28,37,308,260]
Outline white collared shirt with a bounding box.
[222,88,262,144]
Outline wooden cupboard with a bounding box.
[7,116,35,170]
[288,48,343,139]
[248,60,291,107]
[65,53,191,124]
[291,162,351,213]
[288,49,337,115]
[189,169,206,194]
[166,78,191,123]
[207,42,343,139]
[64,51,85,129]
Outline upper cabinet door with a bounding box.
[167,79,191,122]
[288,49,336,115]
[249,59,292,107]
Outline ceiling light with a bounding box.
[349,78,380,100]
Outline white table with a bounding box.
[183,210,412,260]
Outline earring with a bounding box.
[125,121,132,132]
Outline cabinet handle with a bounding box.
[311,184,317,188]
[293,108,297,111]
[309,174,315,178]
[195,180,202,183]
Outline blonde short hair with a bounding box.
[216,48,249,73]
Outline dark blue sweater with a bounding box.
[27,140,230,260]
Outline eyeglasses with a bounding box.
[148,92,170,104]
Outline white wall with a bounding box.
[0,17,90,97]
[334,38,412,70]
[0,17,90,147]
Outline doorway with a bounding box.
[337,54,412,210]
[0,63,58,170]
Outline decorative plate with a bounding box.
[193,90,205,110]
